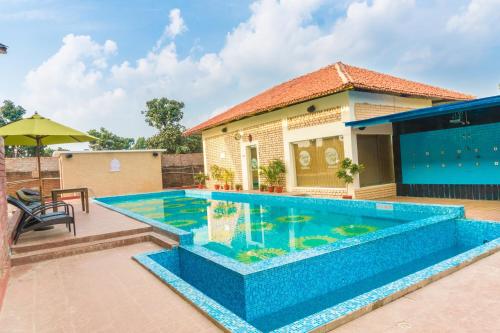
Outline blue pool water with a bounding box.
[96,191,500,332]
[103,192,422,263]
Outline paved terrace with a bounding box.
[0,197,498,332]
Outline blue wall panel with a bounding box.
[400,123,500,184]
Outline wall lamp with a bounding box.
[221,127,228,133]
[65,153,73,159]
[307,105,316,113]
[152,152,159,157]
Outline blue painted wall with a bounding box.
[400,123,500,184]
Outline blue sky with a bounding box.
[1,0,499,142]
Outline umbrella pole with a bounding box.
[36,137,44,204]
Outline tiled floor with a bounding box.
[0,243,221,333]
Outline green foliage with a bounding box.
[88,127,134,150]
[336,158,364,191]
[210,165,223,184]
[132,136,148,150]
[141,97,202,154]
[221,168,235,186]
[259,159,286,186]
[194,172,209,185]
[0,100,54,157]
[0,100,25,126]
[142,98,184,131]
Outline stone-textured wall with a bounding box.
[354,103,412,121]
[204,119,284,188]
[6,157,60,196]
[161,153,204,188]
[0,140,10,311]
[6,157,59,173]
[355,183,397,200]
[287,107,341,130]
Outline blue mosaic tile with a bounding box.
[136,218,500,332]
[101,190,497,332]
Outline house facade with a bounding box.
[186,62,472,199]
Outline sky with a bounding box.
[1,0,500,144]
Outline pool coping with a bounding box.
[133,230,500,333]
[94,189,465,275]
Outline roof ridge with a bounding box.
[334,62,351,84]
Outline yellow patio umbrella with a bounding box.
[0,113,96,202]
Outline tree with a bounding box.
[132,136,148,150]
[141,97,202,154]
[0,100,54,157]
[87,127,134,150]
[0,100,25,126]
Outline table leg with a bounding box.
[81,191,85,212]
[85,189,89,213]
[52,193,58,212]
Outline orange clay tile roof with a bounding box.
[185,62,474,135]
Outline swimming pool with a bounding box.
[97,191,426,263]
[95,190,500,332]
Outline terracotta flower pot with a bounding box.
[275,186,283,193]
[214,184,220,190]
[224,184,230,190]
[268,186,275,193]
[342,194,353,199]
[197,184,203,189]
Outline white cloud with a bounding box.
[155,8,188,50]
[447,0,500,35]
[19,0,500,141]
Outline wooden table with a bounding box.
[51,187,89,213]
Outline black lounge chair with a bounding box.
[16,188,41,207]
[7,196,76,244]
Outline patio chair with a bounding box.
[16,188,41,208]
[7,195,76,244]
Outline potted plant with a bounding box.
[259,165,275,192]
[235,184,243,191]
[222,168,234,191]
[194,172,209,189]
[259,184,267,192]
[210,165,223,190]
[336,158,364,199]
[270,159,286,193]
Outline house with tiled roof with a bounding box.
[187,62,473,198]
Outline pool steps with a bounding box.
[10,230,178,266]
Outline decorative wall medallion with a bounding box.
[251,158,258,170]
[324,147,339,167]
[234,133,242,140]
[110,158,121,172]
[299,150,311,168]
